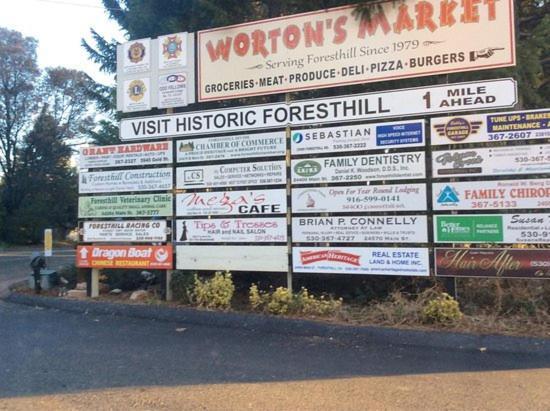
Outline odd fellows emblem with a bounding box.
[162,35,183,60]
[128,42,146,63]
[127,80,146,102]
[433,118,482,142]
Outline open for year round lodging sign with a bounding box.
[431,108,550,146]
[79,142,172,169]
[434,214,550,244]
[292,247,430,276]
[432,144,550,178]
[435,248,550,279]
[292,183,427,213]
[292,215,428,243]
[82,220,168,243]
[176,218,287,243]
[292,152,425,184]
[291,120,424,156]
[433,179,550,211]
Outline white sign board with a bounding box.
[158,72,189,108]
[292,152,425,184]
[292,216,428,243]
[79,142,172,169]
[291,120,424,155]
[82,220,168,243]
[177,160,286,189]
[176,189,287,216]
[177,131,286,163]
[434,214,550,244]
[433,144,550,178]
[433,179,550,211]
[122,38,151,74]
[123,77,151,112]
[292,184,427,213]
[79,168,173,194]
[120,79,517,140]
[176,218,287,243]
[158,32,189,70]
[198,2,515,101]
[293,247,430,276]
[177,245,288,272]
[431,108,550,146]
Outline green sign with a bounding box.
[78,194,173,218]
[294,160,322,177]
[436,215,503,242]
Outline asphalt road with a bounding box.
[0,299,549,410]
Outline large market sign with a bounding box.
[197,0,515,101]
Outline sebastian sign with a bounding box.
[78,194,173,218]
[120,79,517,140]
[79,142,172,169]
[433,179,550,211]
[198,1,515,101]
[292,247,430,276]
[432,144,550,178]
[292,152,425,184]
[82,220,168,243]
[177,131,285,163]
[292,215,428,243]
[434,214,550,244]
[76,245,173,269]
[176,218,287,243]
[176,189,287,216]
[291,120,424,155]
[431,108,550,146]
[292,183,427,213]
[435,248,550,279]
[176,160,286,189]
[79,168,173,194]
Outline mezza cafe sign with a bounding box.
[197,0,515,101]
[76,245,173,269]
[120,79,517,140]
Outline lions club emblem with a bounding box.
[127,79,146,102]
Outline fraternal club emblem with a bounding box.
[433,118,482,142]
[127,79,146,102]
[128,42,146,63]
[162,35,183,60]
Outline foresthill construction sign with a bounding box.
[198,0,515,101]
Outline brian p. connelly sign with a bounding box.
[120,79,517,140]
[198,1,515,101]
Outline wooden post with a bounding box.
[90,268,100,298]
[166,269,174,301]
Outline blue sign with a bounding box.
[437,186,460,204]
[487,110,550,133]
[376,123,423,146]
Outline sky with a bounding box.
[0,0,126,85]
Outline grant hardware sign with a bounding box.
[198,1,515,101]
[78,194,173,218]
[292,216,428,243]
[292,184,427,213]
[433,179,550,211]
[291,152,425,184]
[291,120,424,155]
[76,245,173,269]
[292,247,430,276]
[177,160,286,189]
[120,79,517,140]
[434,214,550,244]
[82,220,168,243]
[79,168,173,194]
[432,145,550,178]
[79,142,172,169]
[431,108,550,146]
[176,218,287,243]
[176,189,287,216]
[176,131,285,163]
[435,248,550,279]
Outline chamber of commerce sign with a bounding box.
[120,79,517,140]
[198,1,515,101]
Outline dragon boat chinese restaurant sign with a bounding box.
[198,0,515,101]
[76,245,173,269]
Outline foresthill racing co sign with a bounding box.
[82,220,168,243]
[197,1,515,101]
[76,245,173,269]
[120,79,517,140]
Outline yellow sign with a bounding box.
[44,229,52,257]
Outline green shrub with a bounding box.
[102,269,145,291]
[297,287,343,317]
[171,270,195,303]
[193,271,235,310]
[266,287,293,315]
[423,292,463,324]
